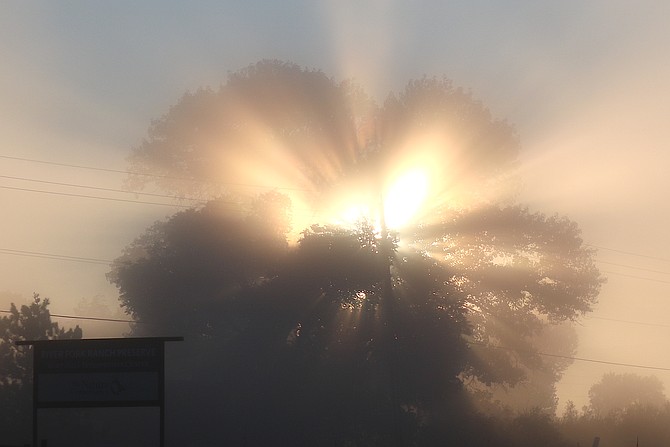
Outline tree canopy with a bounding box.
[111,60,603,445]
[125,60,377,198]
[126,60,520,207]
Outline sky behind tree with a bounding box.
[2,0,670,410]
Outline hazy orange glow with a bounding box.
[322,167,430,232]
[3,1,670,423]
[309,129,474,235]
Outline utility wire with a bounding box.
[6,155,670,258]
[0,248,112,265]
[23,155,670,252]
[588,243,670,264]
[0,309,138,324]
[49,313,138,324]
[2,307,668,370]
[467,340,670,372]
[0,174,204,203]
[8,155,670,288]
[596,260,670,276]
[0,173,319,217]
[0,185,194,208]
[587,315,670,328]
[0,154,144,177]
[535,351,670,372]
[0,153,310,193]
[2,252,670,284]
[0,182,323,219]
[600,270,670,285]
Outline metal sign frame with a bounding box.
[17,337,182,447]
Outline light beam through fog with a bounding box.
[3,3,670,444]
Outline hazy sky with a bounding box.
[2,0,670,410]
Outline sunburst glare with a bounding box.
[383,168,429,229]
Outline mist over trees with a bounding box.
[588,373,667,416]
[558,373,670,447]
[109,60,604,445]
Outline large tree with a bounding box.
[111,60,602,445]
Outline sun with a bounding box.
[320,167,430,233]
[383,169,429,229]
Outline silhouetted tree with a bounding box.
[559,400,670,447]
[0,294,82,444]
[588,372,667,417]
[108,192,291,337]
[111,60,603,445]
[506,409,574,447]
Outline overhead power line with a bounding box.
[0,174,204,203]
[0,248,112,265]
[0,185,194,208]
[588,315,670,328]
[468,340,670,372]
[535,350,670,372]
[588,244,670,264]
[597,260,670,276]
[600,270,670,285]
[6,154,670,258]
[0,182,319,219]
[0,309,138,324]
[2,307,668,371]
[0,153,310,193]
[0,173,317,214]
[0,154,142,176]
[49,312,138,324]
[0,176,322,218]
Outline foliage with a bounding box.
[508,409,574,447]
[418,206,601,388]
[125,60,377,198]
[0,294,82,444]
[378,76,521,205]
[559,400,670,447]
[0,294,82,385]
[588,372,667,417]
[107,192,290,337]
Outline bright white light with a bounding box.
[383,169,429,228]
[341,204,371,225]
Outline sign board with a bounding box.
[17,337,182,447]
[31,338,168,407]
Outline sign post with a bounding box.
[17,337,182,447]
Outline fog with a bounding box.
[2,0,670,436]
